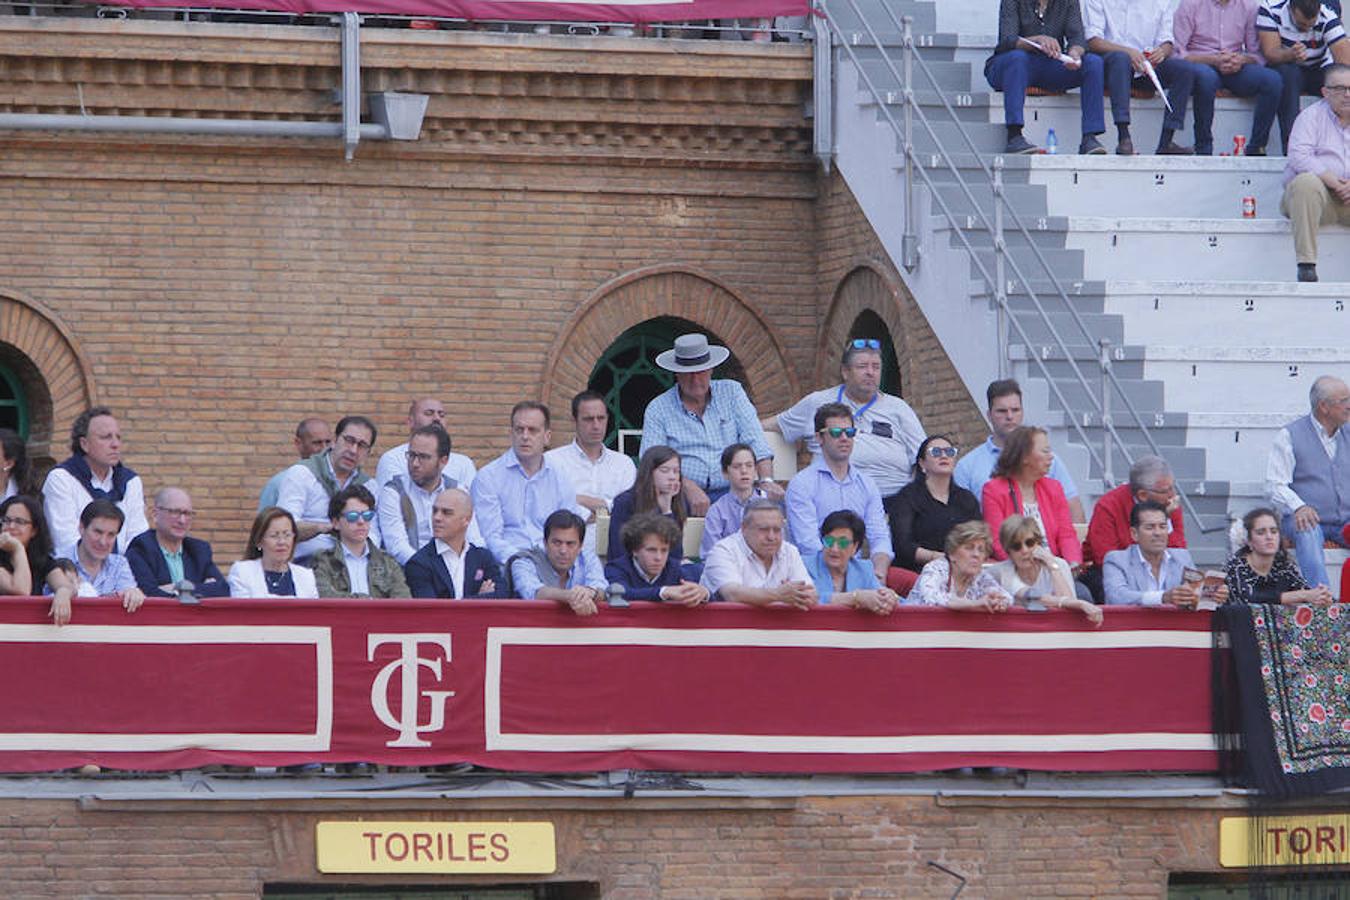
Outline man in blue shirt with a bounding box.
[639,333,778,513]
[784,403,893,582]
[55,499,144,612]
[471,402,580,564]
[509,510,607,615]
[953,379,1085,522]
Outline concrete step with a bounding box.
[930,181,1049,219]
[861,58,976,93]
[965,245,1084,282]
[1100,281,1350,344]
[828,3,938,39]
[1142,349,1350,413]
[1183,412,1298,485]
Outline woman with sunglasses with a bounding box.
[228,507,319,598]
[804,509,898,614]
[1224,507,1333,606]
[0,494,79,624]
[608,445,689,562]
[888,435,982,579]
[989,516,1101,624]
[981,426,1082,567]
[311,485,410,598]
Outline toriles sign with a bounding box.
[1220,815,1350,867]
[0,598,1217,773]
[317,821,556,873]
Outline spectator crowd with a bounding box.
[1,332,1345,623]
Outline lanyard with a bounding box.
[837,385,878,422]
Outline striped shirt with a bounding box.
[1257,0,1346,67]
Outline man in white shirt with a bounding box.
[43,406,149,554]
[374,397,477,491]
[1266,374,1350,587]
[276,414,381,562]
[700,499,817,607]
[378,424,483,564]
[545,390,637,519]
[404,488,501,599]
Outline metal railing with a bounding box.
[815,0,1215,531]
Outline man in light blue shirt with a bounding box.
[784,403,893,582]
[472,401,580,564]
[510,510,607,615]
[54,499,144,611]
[639,333,778,512]
[953,379,1085,522]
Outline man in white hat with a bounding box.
[639,333,780,514]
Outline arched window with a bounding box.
[846,309,902,397]
[587,316,748,455]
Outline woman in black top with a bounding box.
[0,495,78,624]
[984,0,1107,155]
[889,435,982,573]
[1225,507,1333,605]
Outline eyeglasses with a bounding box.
[821,535,854,549]
[406,450,437,463]
[847,338,881,351]
[1325,85,1350,95]
[1007,537,1042,551]
[263,531,294,542]
[339,509,377,523]
[819,426,858,438]
[339,433,373,452]
[0,516,31,528]
[156,507,195,519]
[927,446,957,458]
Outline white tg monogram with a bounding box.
[368,633,455,748]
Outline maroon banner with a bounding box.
[113,0,809,24]
[0,598,1217,773]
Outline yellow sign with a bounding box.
[316,821,556,874]
[1221,814,1350,867]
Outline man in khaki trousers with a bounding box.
[1282,62,1350,283]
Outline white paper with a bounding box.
[1017,36,1078,66]
[1141,58,1174,113]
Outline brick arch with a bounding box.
[819,262,912,390]
[540,265,800,424]
[0,290,96,464]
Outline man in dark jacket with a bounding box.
[125,487,229,598]
[405,488,500,599]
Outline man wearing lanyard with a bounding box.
[764,338,927,522]
[638,333,779,514]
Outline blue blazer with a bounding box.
[125,529,229,598]
[1102,545,1196,606]
[603,553,702,602]
[405,541,502,599]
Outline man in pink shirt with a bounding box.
[1174,0,1284,154]
[1281,62,1350,280]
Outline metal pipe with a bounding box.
[993,157,1007,379]
[812,10,833,171]
[1099,338,1114,488]
[0,113,387,140]
[341,11,361,161]
[900,15,917,271]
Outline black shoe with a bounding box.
[1116,136,1135,156]
[1079,136,1107,155]
[1156,140,1195,156]
[1245,145,1268,157]
[1004,134,1040,154]
[1298,263,1319,283]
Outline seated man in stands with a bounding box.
[605,513,709,605]
[1174,0,1282,155]
[374,397,476,491]
[1103,500,1210,605]
[43,406,149,554]
[1082,455,1186,598]
[378,424,482,565]
[276,414,380,562]
[1259,0,1350,155]
[55,499,145,612]
[405,488,499,600]
[1266,374,1350,586]
[701,498,817,608]
[764,337,926,514]
[784,403,892,583]
[510,509,607,616]
[258,417,331,511]
[125,487,228,598]
[1084,0,1200,154]
[985,0,1109,154]
[1281,62,1350,281]
[640,333,778,514]
[311,486,410,599]
[545,390,637,523]
[472,401,579,563]
[954,379,1085,522]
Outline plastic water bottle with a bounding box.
[1046,128,1058,155]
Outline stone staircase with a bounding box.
[821,0,1350,571]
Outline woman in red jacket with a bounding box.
[981,427,1082,564]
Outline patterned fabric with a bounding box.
[1224,549,1309,605]
[1218,602,1350,797]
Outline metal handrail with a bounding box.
[816,1,1215,531]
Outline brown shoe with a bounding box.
[1156,141,1195,156]
[1116,137,1135,156]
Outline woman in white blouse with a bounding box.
[227,507,319,599]
[988,516,1101,625]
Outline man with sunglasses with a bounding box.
[784,403,893,582]
[766,338,926,513]
[1281,62,1350,281]
[125,486,229,598]
[277,414,382,562]
[311,485,410,598]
